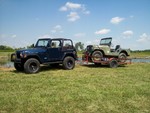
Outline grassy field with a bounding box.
[130,51,150,58]
[0,51,150,113]
[0,63,150,113]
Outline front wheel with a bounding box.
[63,56,75,70]
[24,58,40,74]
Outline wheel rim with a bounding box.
[93,54,102,61]
[119,55,126,62]
[112,61,117,67]
[29,62,38,72]
[110,60,118,68]
[67,60,73,68]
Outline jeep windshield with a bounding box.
[100,38,112,46]
[35,39,49,47]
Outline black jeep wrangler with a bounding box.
[11,38,77,74]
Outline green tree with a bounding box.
[0,45,14,50]
[27,44,34,48]
[75,42,84,51]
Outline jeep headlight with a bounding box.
[20,51,27,58]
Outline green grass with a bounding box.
[0,52,14,65]
[0,63,150,113]
[130,51,150,58]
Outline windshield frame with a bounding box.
[100,37,112,46]
[35,39,50,48]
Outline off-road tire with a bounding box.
[14,63,24,71]
[63,56,75,70]
[109,59,118,68]
[24,58,40,74]
[92,51,103,62]
[118,53,127,63]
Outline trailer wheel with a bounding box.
[109,59,118,68]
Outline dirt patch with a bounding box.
[0,67,14,71]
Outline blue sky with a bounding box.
[0,0,150,50]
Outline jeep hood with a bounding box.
[16,48,47,54]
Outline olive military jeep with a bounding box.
[82,37,130,64]
[11,38,77,74]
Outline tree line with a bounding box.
[0,43,150,52]
[0,42,85,51]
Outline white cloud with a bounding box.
[81,5,90,15]
[59,2,90,22]
[51,25,63,33]
[74,33,86,38]
[66,2,81,10]
[59,6,68,11]
[137,33,150,43]
[59,2,82,11]
[110,17,125,24]
[122,30,133,38]
[95,29,111,35]
[67,12,80,22]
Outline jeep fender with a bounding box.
[62,52,77,60]
[25,54,42,64]
[91,49,105,56]
[119,50,129,56]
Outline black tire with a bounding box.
[119,53,127,63]
[109,59,118,68]
[14,63,24,71]
[92,51,103,62]
[24,58,40,74]
[63,56,75,70]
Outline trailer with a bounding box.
[80,54,131,68]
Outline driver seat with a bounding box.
[115,45,120,52]
[111,45,120,52]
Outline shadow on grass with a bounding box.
[11,64,64,74]
[81,63,126,68]
[40,65,63,72]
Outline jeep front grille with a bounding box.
[16,52,21,59]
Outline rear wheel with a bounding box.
[14,63,24,71]
[92,51,103,62]
[24,58,40,74]
[119,53,127,63]
[63,56,75,70]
